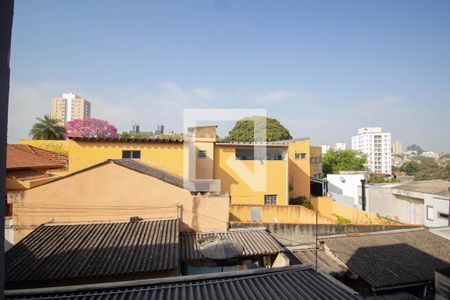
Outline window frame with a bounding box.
[264,194,277,205]
[122,150,141,159]
[198,150,207,159]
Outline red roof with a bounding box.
[6,144,67,170]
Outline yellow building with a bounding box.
[287,139,323,199]
[20,126,323,206]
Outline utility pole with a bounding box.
[0,0,15,297]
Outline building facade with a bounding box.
[351,127,391,174]
[392,140,402,155]
[51,92,91,124]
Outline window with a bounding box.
[122,150,141,159]
[438,212,449,220]
[426,206,434,221]
[235,148,286,160]
[295,152,306,160]
[264,194,277,205]
[198,150,207,158]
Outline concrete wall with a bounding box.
[424,194,448,227]
[214,145,288,205]
[230,222,422,246]
[7,162,229,242]
[368,185,424,225]
[229,204,335,224]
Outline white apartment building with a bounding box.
[321,143,346,154]
[51,93,91,125]
[351,127,391,174]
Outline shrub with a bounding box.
[289,196,313,209]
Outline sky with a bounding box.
[8,0,450,152]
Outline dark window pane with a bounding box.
[122,151,132,158]
[132,151,141,159]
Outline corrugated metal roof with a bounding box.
[322,228,450,290]
[6,219,179,288]
[181,228,283,261]
[5,265,362,300]
[295,249,348,277]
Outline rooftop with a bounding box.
[392,180,450,197]
[69,136,183,143]
[6,169,53,181]
[5,219,179,288]
[181,227,283,261]
[321,228,450,290]
[6,144,66,170]
[5,265,362,300]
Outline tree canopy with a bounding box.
[29,115,66,140]
[400,158,449,180]
[65,118,118,138]
[322,149,367,174]
[224,116,292,142]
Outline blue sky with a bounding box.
[8,0,450,151]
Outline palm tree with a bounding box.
[29,115,66,140]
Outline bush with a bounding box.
[289,196,313,209]
[335,215,352,224]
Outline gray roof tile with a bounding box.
[6,219,179,288]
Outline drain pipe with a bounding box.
[361,179,366,211]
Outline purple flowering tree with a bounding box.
[65,118,118,138]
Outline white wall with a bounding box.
[327,174,366,207]
[424,194,449,227]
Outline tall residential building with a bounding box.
[351,127,392,174]
[392,140,402,155]
[51,93,91,125]
[334,143,346,150]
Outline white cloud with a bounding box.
[252,89,312,103]
[353,96,401,116]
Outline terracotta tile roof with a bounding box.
[69,136,183,143]
[6,169,53,181]
[5,219,179,289]
[6,144,66,170]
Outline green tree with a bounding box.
[400,161,420,175]
[414,158,447,181]
[29,115,66,140]
[322,149,367,174]
[225,116,292,142]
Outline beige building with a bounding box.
[392,140,402,155]
[51,92,91,124]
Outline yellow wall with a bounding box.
[7,162,230,242]
[214,145,288,205]
[310,196,334,219]
[309,146,323,177]
[6,176,57,191]
[229,204,335,224]
[331,201,397,225]
[68,140,185,175]
[288,140,311,198]
[19,140,69,156]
